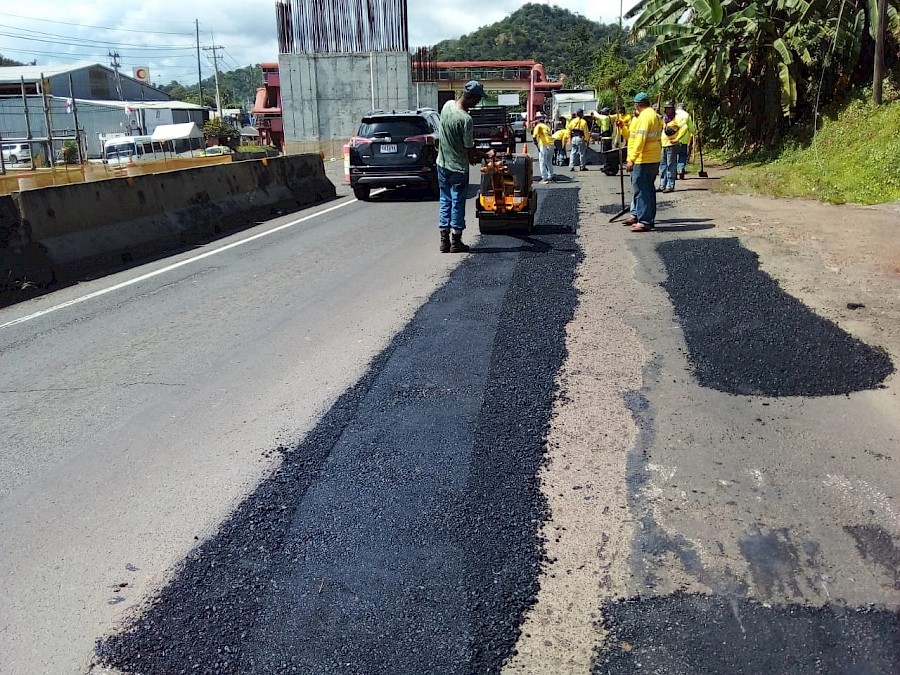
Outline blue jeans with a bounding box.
[631,162,659,227]
[538,144,554,180]
[660,145,678,189]
[677,143,689,174]
[569,136,585,168]
[438,165,468,231]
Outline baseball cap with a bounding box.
[664,100,675,108]
[463,80,485,99]
[634,92,650,103]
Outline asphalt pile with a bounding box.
[656,237,894,397]
[95,189,580,674]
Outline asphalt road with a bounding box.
[0,176,471,672]
[2,157,898,675]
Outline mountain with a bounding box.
[159,65,263,110]
[433,3,629,80]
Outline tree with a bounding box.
[628,0,900,148]
[590,43,646,109]
[1,53,25,67]
[202,117,238,147]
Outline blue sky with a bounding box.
[0,2,631,85]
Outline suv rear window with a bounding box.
[358,117,430,139]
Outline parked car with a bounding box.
[508,113,526,143]
[202,145,233,156]
[2,143,33,165]
[349,108,441,201]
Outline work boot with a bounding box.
[439,229,451,253]
[678,172,685,180]
[450,230,470,253]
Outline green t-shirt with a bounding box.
[437,99,473,174]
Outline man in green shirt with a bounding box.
[436,80,486,253]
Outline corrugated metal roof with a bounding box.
[73,98,206,111]
[0,62,103,84]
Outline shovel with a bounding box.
[696,129,709,178]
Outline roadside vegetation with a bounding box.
[433,2,900,203]
[716,94,900,204]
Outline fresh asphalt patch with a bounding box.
[95,189,580,674]
[594,592,900,674]
[656,237,893,397]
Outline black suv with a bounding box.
[349,109,441,201]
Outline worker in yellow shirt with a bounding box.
[552,124,570,166]
[674,102,695,179]
[612,105,632,148]
[625,92,663,232]
[659,101,681,193]
[566,109,590,171]
[594,107,615,173]
[532,117,555,184]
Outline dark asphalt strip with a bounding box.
[594,592,900,674]
[612,386,900,675]
[656,238,893,397]
[95,188,580,674]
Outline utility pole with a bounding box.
[108,50,124,101]
[69,73,84,165]
[873,0,886,104]
[202,39,224,118]
[195,19,204,107]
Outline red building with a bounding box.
[252,63,283,150]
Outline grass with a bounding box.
[714,99,900,205]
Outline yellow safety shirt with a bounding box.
[674,109,694,144]
[532,122,554,148]
[552,128,570,145]
[567,116,590,138]
[627,106,662,164]
[661,117,680,148]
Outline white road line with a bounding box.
[0,197,359,331]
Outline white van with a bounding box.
[103,136,172,165]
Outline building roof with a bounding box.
[0,62,170,98]
[72,98,205,111]
[0,61,103,84]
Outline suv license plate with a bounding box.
[476,143,490,149]
[380,144,398,153]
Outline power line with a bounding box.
[0,11,194,35]
[0,30,195,51]
[0,24,195,50]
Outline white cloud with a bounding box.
[1,1,630,84]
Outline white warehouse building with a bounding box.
[0,62,206,160]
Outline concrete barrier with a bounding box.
[1,154,336,290]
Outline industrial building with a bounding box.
[0,62,205,161]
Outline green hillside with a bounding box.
[719,96,900,205]
[434,3,635,83]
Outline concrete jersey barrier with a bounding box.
[1,154,337,290]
